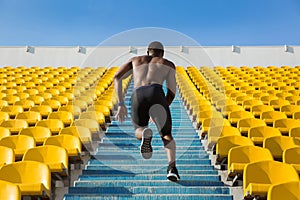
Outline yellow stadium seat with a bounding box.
[0,161,51,198]
[0,145,14,167]
[35,119,64,135]
[72,119,101,135]
[280,105,300,118]
[264,136,300,160]
[70,100,88,111]
[23,145,68,176]
[242,99,264,111]
[48,111,73,126]
[15,111,41,126]
[27,95,45,105]
[220,105,244,118]
[290,126,300,140]
[76,96,94,106]
[196,110,222,128]
[228,146,273,184]
[87,105,111,121]
[260,95,278,105]
[200,117,231,138]
[274,118,300,135]
[228,110,254,126]
[0,135,35,160]
[59,105,81,119]
[207,126,240,149]
[29,105,52,119]
[0,119,28,134]
[267,181,300,200]
[60,126,92,145]
[2,95,20,105]
[1,105,24,119]
[52,95,69,106]
[216,135,254,166]
[286,96,300,105]
[0,111,9,123]
[79,111,105,126]
[14,92,29,100]
[3,89,17,96]
[261,111,287,126]
[0,99,8,108]
[0,180,21,200]
[250,105,274,118]
[283,147,300,174]
[236,95,252,106]
[94,99,114,110]
[270,99,290,111]
[19,127,51,145]
[248,126,282,146]
[237,118,266,136]
[0,126,10,140]
[41,99,61,111]
[243,160,298,199]
[44,135,81,158]
[215,99,236,111]
[61,92,74,101]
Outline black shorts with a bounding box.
[131,84,172,137]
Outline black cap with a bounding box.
[148,41,164,51]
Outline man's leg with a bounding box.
[162,134,176,168]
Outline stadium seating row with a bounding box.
[0,66,132,199]
[178,65,300,199]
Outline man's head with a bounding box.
[147,41,164,57]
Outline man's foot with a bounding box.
[167,166,180,182]
[140,128,153,159]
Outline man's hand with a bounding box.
[115,105,128,122]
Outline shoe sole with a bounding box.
[167,173,179,182]
[140,128,153,159]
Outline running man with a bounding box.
[114,41,180,181]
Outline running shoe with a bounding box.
[140,128,153,159]
[167,166,180,182]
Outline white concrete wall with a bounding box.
[0,45,299,68]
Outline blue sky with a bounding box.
[0,0,299,46]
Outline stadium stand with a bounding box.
[1,64,300,199]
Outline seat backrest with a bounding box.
[0,135,35,150]
[72,119,100,131]
[19,126,51,138]
[267,181,300,200]
[15,111,41,121]
[217,135,254,158]
[249,126,281,138]
[264,136,300,159]
[229,145,273,167]
[44,135,81,153]
[229,110,254,120]
[244,160,298,191]
[23,145,68,170]
[283,146,300,164]
[274,118,300,129]
[36,119,64,131]
[0,180,21,200]
[0,161,51,191]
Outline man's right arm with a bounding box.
[114,59,133,105]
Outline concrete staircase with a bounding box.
[64,82,233,200]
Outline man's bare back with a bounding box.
[131,55,176,89]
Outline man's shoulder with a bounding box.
[162,58,176,69]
